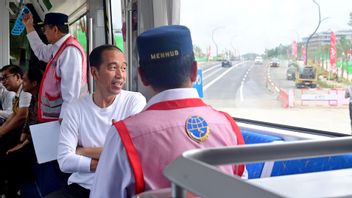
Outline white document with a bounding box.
[30,121,60,164]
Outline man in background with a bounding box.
[23,12,88,122]
[0,83,15,125]
[0,65,31,197]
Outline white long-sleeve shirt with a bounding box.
[0,85,15,119]
[58,91,146,189]
[26,31,83,116]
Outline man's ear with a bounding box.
[15,73,22,81]
[190,61,198,83]
[91,67,98,80]
[53,25,60,34]
[138,67,150,86]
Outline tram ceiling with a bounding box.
[15,0,87,23]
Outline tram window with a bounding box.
[111,0,124,51]
[180,0,352,134]
[9,4,49,71]
[69,15,88,54]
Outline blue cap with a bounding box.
[137,25,194,65]
[39,12,68,26]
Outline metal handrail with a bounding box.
[163,137,352,198]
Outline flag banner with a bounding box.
[292,40,297,58]
[207,46,211,59]
[330,32,337,71]
[302,45,306,64]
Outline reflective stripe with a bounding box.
[41,104,61,115]
[42,112,60,119]
[221,111,245,176]
[146,98,207,110]
[41,96,63,107]
[113,121,145,194]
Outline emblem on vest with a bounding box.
[185,115,210,143]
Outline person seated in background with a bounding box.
[0,65,32,197]
[45,44,146,198]
[0,82,15,125]
[90,25,246,198]
[2,66,43,198]
[0,65,31,156]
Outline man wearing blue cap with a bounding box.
[22,12,88,122]
[90,25,246,198]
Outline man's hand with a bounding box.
[20,133,29,142]
[90,159,99,172]
[22,13,35,33]
[22,13,33,26]
[76,146,102,160]
[7,142,26,154]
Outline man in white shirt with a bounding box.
[44,45,146,198]
[23,12,88,122]
[0,65,31,197]
[0,83,15,124]
[0,65,31,152]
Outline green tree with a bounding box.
[193,45,205,58]
[337,36,352,80]
[265,44,290,59]
[320,44,330,69]
[264,48,278,58]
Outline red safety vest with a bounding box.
[38,36,88,122]
[113,98,245,194]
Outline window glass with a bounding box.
[181,0,352,134]
[10,17,30,67]
[70,15,87,54]
[111,0,124,51]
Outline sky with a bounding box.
[180,0,352,55]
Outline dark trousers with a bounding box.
[44,183,90,198]
[1,143,36,198]
[0,127,23,196]
[0,126,22,156]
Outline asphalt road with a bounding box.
[198,61,350,134]
[268,60,296,90]
[200,61,281,109]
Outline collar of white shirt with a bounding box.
[52,34,72,56]
[15,84,23,97]
[144,88,200,110]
